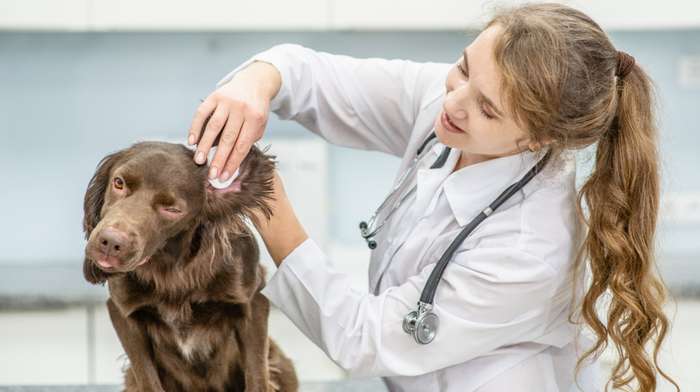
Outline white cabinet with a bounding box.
[1,0,698,31]
[89,0,329,31]
[0,0,89,30]
[332,0,700,30]
[568,0,700,30]
[331,0,488,30]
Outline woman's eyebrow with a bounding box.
[463,49,505,118]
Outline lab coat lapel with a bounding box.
[370,144,460,294]
[443,150,541,227]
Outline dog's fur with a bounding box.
[82,141,298,392]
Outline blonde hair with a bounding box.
[484,3,679,391]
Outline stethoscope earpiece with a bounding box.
[359,221,377,248]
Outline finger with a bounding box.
[208,114,244,179]
[195,103,229,165]
[188,97,217,146]
[220,114,264,180]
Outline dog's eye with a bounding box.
[113,177,125,190]
[159,206,184,219]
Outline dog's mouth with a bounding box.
[88,245,152,273]
[94,254,151,271]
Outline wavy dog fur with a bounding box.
[82,141,298,392]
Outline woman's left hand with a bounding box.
[251,170,309,266]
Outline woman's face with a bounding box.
[434,24,535,162]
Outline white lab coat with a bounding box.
[217,44,603,392]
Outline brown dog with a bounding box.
[82,141,298,392]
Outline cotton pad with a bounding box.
[207,147,240,189]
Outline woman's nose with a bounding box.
[451,108,467,120]
[444,89,468,120]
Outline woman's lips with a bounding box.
[440,111,466,134]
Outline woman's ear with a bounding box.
[83,150,126,238]
[527,137,555,152]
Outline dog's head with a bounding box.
[82,142,275,284]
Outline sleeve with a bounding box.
[260,237,559,377]
[216,43,449,157]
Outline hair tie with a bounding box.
[616,50,635,79]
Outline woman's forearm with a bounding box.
[256,199,308,267]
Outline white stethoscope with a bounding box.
[359,130,551,344]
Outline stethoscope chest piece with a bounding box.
[402,302,439,344]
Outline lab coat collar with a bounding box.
[418,142,542,227]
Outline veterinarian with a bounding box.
[187,3,678,392]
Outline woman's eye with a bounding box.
[457,63,468,77]
[113,177,125,190]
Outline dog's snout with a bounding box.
[98,227,129,259]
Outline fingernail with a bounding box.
[188,134,195,145]
[209,166,218,179]
[195,151,205,164]
[221,171,230,181]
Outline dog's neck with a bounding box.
[164,224,201,261]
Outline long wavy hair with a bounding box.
[483,3,679,391]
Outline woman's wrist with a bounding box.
[234,60,282,103]
[255,200,308,267]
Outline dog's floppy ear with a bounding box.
[203,144,277,225]
[83,150,125,238]
[82,150,126,285]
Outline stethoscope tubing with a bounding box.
[359,130,551,344]
[418,149,552,305]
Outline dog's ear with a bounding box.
[83,150,126,238]
[203,145,277,225]
[82,150,126,285]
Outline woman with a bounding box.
[187,3,678,391]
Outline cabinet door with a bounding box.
[331,0,700,30]
[90,0,329,30]
[0,0,89,30]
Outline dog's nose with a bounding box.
[98,227,129,260]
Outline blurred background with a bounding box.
[0,0,698,390]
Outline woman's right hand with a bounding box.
[188,61,281,182]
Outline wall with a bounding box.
[1,30,699,281]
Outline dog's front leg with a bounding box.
[107,299,165,392]
[237,292,275,392]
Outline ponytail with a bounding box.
[575,63,680,391]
